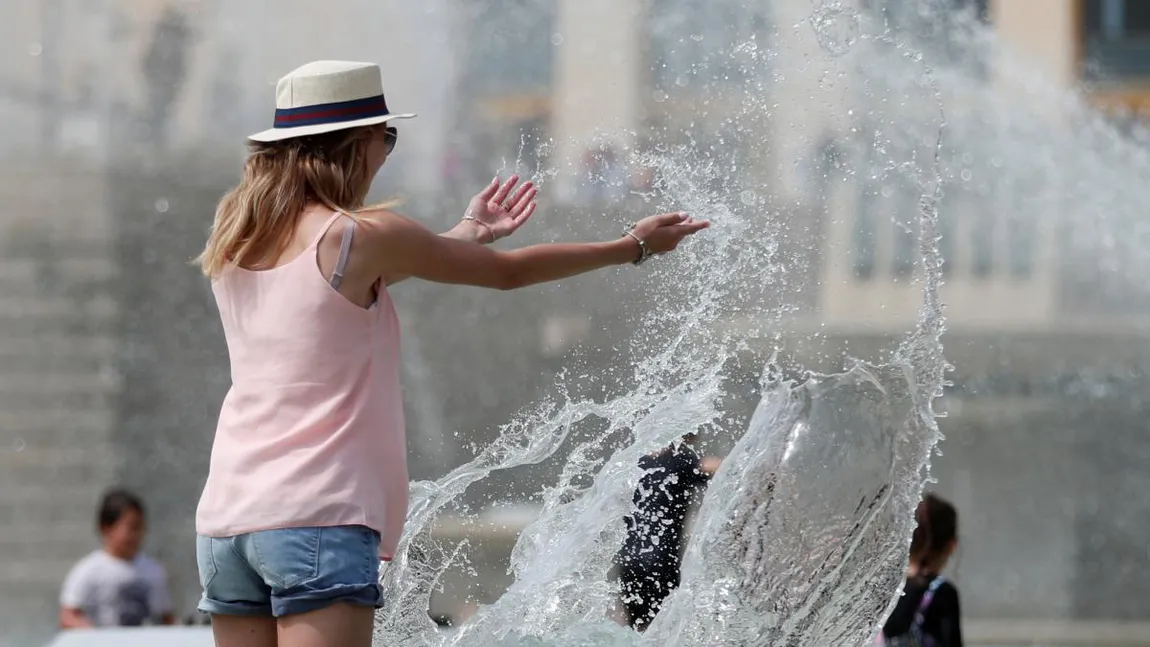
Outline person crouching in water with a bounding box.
[615,433,721,631]
[880,493,963,647]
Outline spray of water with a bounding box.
[375,4,954,646]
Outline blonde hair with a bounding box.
[196,125,384,277]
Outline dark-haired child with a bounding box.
[58,489,175,628]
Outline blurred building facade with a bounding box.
[0,0,456,188]
[1,0,1149,645]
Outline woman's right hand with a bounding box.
[629,212,710,258]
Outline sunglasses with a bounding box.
[383,126,398,156]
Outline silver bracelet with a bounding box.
[462,215,497,244]
[623,230,652,266]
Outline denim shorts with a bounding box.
[196,525,383,617]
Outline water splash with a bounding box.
[375,5,955,647]
[808,2,862,57]
[375,146,781,644]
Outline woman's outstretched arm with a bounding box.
[385,175,537,286]
[363,210,708,290]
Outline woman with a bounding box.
[193,60,708,647]
[880,493,963,647]
[59,489,174,628]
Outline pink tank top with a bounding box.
[196,212,408,560]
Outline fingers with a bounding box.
[654,211,689,226]
[506,180,535,211]
[659,220,708,250]
[672,219,710,235]
[637,214,709,255]
[492,175,519,204]
[477,176,500,201]
[508,185,536,216]
[512,201,537,229]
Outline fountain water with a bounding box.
[4,0,1150,645]
[375,0,1150,643]
[370,4,960,645]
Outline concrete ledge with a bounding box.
[32,619,1150,646]
[967,619,1150,646]
[46,627,213,647]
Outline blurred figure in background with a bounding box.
[880,493,963,647]
[59,489,175,628]
[615,433,722,631]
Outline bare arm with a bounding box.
[59,561,94,629]
[387,176,536,285]
[384,221,490,286]
[441,221,489,243]
[59,607,93,629]
[365,210,707,290]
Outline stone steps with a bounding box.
[0,253,116,281]
[2,557,87,589]
[0,341,116,376]
[0,370,118,394]
[0,519,97,560]
[0,446,117,487]
[0,293,117,320]
[0,162,120,641]
[0,408,115,443]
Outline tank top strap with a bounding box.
[330,217,356,290]
[306,211,348,249]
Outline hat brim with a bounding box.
[247,112,417,143]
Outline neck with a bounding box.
[908,556,947,577]
[104,546,135,561]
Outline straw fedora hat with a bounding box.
[248,60,416,142]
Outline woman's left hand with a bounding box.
[463,175,538,243]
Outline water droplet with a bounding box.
[810,5,861,57]
[550,33,564,47]
[690,33,704,42]
[960,169,973,182]
[739,190,757,206]
[12,438,26,452]
[155,198,170,213]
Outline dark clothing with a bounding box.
[616,444,711,629]
[617,563,681,630]
[882,576,963,647]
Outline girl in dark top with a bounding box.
[881,493,963,647]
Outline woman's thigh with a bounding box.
[277,602,375,647]
[211,615,278,647]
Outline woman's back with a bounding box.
[196,211,409,559]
